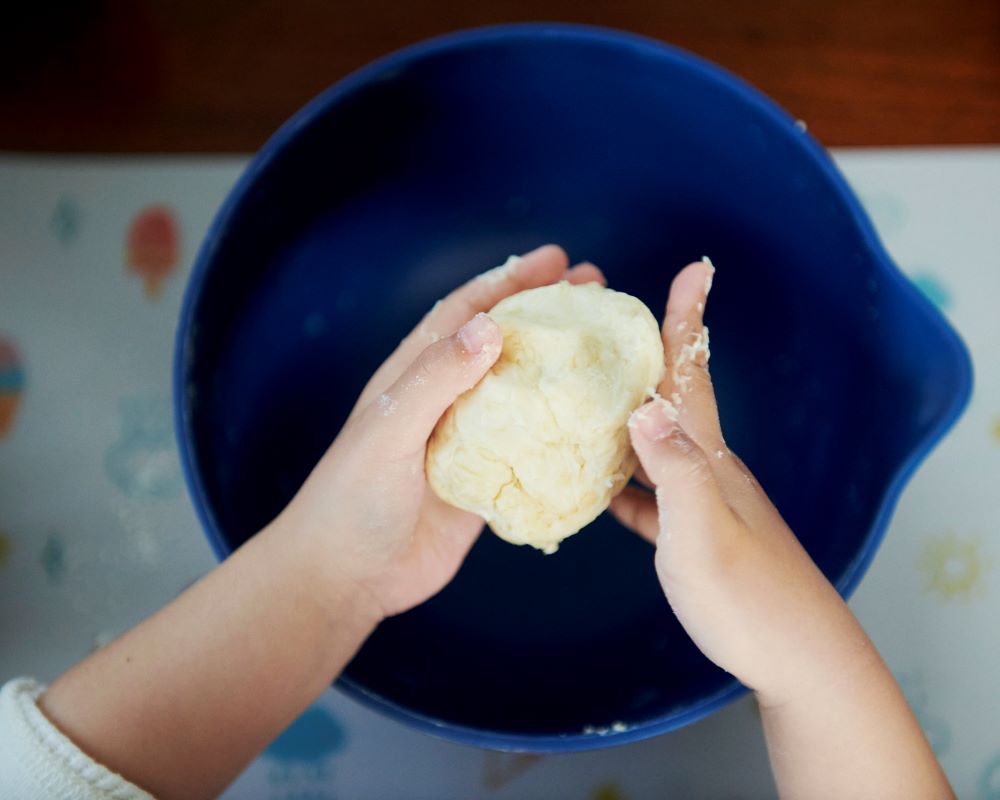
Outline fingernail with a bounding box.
[629,399,679,441]
[701,255,716,295]
[458,312,497,355]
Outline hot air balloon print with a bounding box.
[0,336,25,438]
[126,205,180,298]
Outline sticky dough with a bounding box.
[426,281,665,553]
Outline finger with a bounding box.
[627,398,730,537]
[609,486,659,543]
[358,313,502,457]
[660,258,723,452]
[663,257,714,341]
[658,261,771,519]
[633,464,654,489]
[412,244,568,348]
[564,262,606,285]
[353,245,568,416]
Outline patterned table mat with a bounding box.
[0,149,997,799]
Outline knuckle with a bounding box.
[682,455,715,486]
[651,435,714,488]
[410,350,437,385]
[411,347,439,381]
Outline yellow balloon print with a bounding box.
[918,532,991,601]
[591,783,626,800]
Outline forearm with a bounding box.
[671,519,952,798]
[757,606,953,800]
[39,518,380,800]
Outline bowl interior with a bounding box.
[179,28,969,743]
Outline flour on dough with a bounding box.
[426,280,665,553]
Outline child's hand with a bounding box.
[611,261,952,798]
[36,248,610,800]
[275,245,604,619]
[31,255,949,800]
[610,260,853,701]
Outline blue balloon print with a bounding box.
[897,673,951,757]
[981,753,1000,800]
[51,195,81,246]
[911,272,952,311]
[265,707,347,764]
[918,713,951,757]
[104,394,182,499]
[41,532,66,582]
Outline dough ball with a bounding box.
[426,281,665,553]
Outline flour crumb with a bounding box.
[656,395,680,421]
[583,721,629,736]
[675,320,688,334]
[696,301,704,312]
[605,472,624,489]
[672,326,710,393]
[701,255,716,294]
[795,119,808,132]
[715,449,725,459]
[479,336,503,363]
[632,390,679,424]
[417,323,441,342]
[483,254,523,284]
[376,393,399,416]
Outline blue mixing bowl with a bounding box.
[174,24,972,750]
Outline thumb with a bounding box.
[627,398,728,536]
[360,313,502,455]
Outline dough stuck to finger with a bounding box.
[426,281,665,554]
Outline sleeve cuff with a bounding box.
[0,678,155,800]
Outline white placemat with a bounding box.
[0,149,997,799]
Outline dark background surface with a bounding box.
[1,0,998,153]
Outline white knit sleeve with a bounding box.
[0,678,155,800]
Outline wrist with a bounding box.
[753,608,882,711]
[257,513,385,647]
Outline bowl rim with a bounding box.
[173,21,974,752]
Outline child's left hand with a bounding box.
[274,245,604,618]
